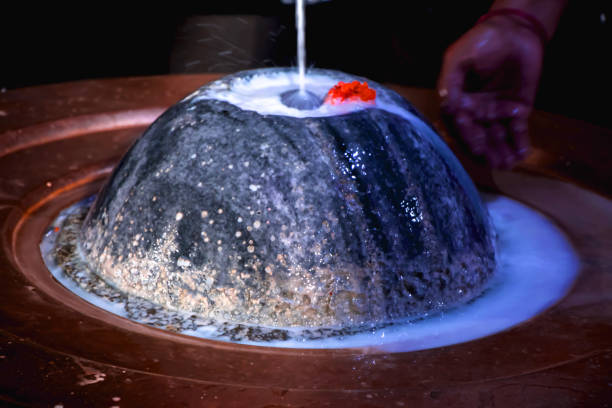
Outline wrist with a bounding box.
[489,0,567,39]
[477,8,549,47]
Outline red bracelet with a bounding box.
[477,8,549,46]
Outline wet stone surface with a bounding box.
[79,69,497,330]
[45,200,410,342]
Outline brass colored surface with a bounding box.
[1,75,610,407]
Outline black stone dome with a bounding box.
[80,68,496,329]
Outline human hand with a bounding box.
[438,15,544,168]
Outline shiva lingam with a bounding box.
[78,68,497,331]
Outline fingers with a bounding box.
[454,111,486,154]
[447,108,529,169]
[485,122,515,169]
[442,92,532,169]
[493,101,529,121]
[483,106,530,166]
[509,117,530,159]
[468,95,529,121]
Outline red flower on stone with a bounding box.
[324,81,376,105]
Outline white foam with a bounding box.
[188,70,414,119]
[42,194,579,352]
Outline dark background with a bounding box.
[2,1,610,127]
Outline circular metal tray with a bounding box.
[1,75,610,407]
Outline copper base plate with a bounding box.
[1,75,611,407]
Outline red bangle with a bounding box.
[477,8,549,47]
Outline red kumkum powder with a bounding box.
[324,81,376,105]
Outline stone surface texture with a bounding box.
[80,68,496,328]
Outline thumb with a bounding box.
[438,55,469,114]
